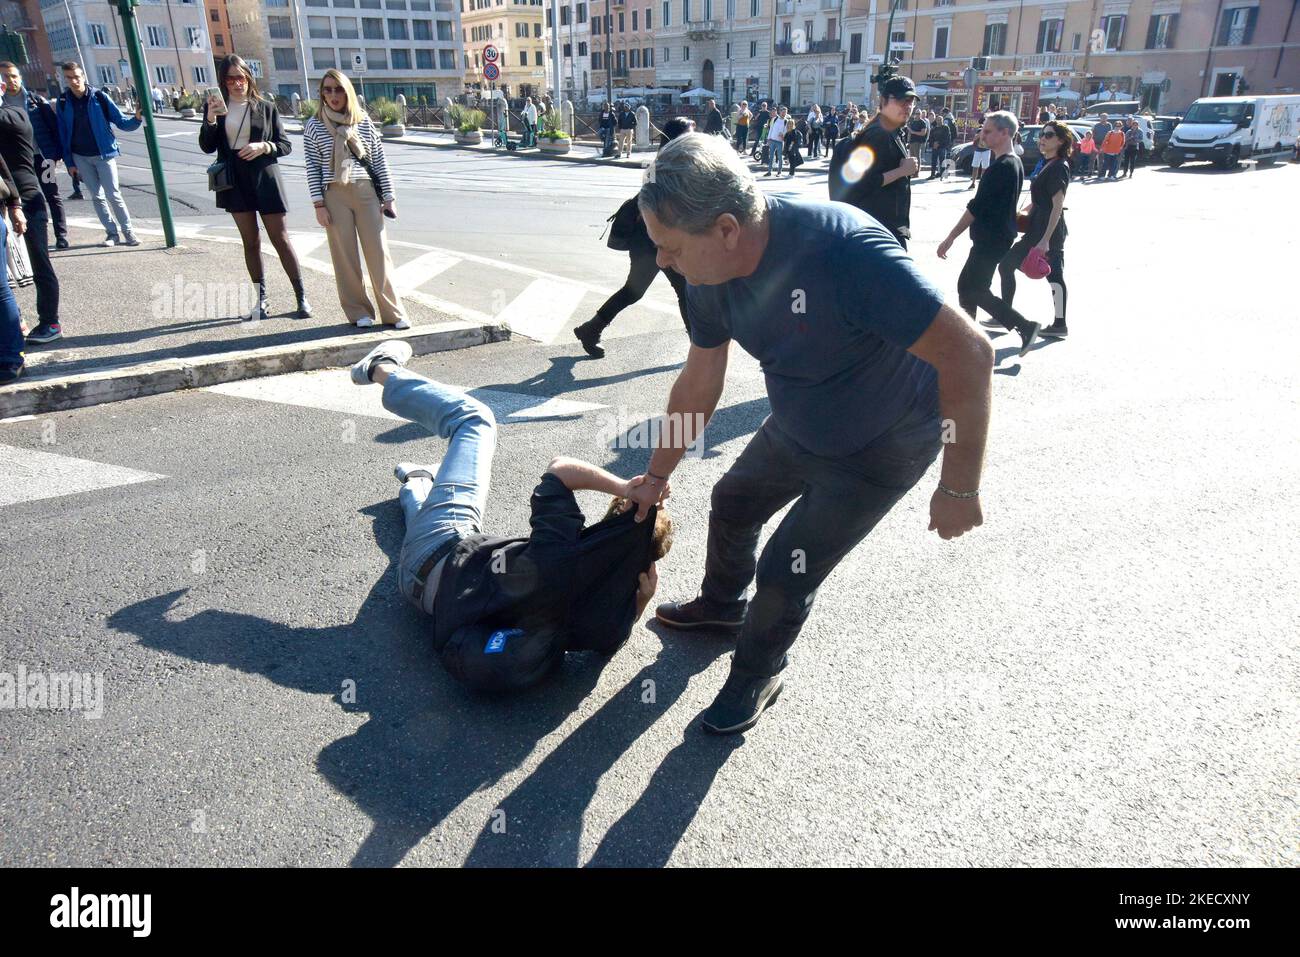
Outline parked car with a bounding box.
[947,126,1044,176]
[1150,115,1180,160]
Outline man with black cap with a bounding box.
[348,340,672,692]
[828,75,920,249]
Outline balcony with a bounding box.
[686,19,722,40]
[774,39,841,56]
[820,0,838,9]
[1021,53,1076,71]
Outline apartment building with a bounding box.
[549,0,592,101]
[657,0,775,105]
[202,0,234,69]
[5,0,58,94]
[39,0,216,93]
[842,0,1298,115]
[462,0,548,98]
[227,0,463,104]
[771,0,843,107]
[589,0,655,101]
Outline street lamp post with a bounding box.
[113,0,177,248]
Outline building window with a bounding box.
[412,19,432,40]
[336,17,360,37]
[578,41,588,56]
[1036,17,1062,54]
[437,19,451,40]
[631,47,640,68]
[684,46,689,61]
[563,41,571,57]
[363,18,384,39]
[519,50,527,65]
[146,25,169,47]
[273,47,299,70]
[578,3,587,24]
[312,47,336,69]
[1072,32,1081,51]
[388,19,408,39]
[646,8,652,30]
[982,21,1006,57]
[439,49,456,69]
[211,8,220,21]
[97,66,114,86]
[632,10,637,30]
[366,48,388,69]
[192,65,211,85]
[533,50,542,65]
[89,23,108,46]
[662,47,668,63]
[933,25,947,60]
[662,1,669,28]
[749,39,756,57]
[392,48,411,69]
[1145,13,1179,49]
[267,16,292,40]
[416,48,434,68]
[750,0,757,16]
[1101,14,1125,51]
[308,16,333,38]
[618,12,624,31]
[215,35,224,48]
[153,65,176,85]
[592,50,601,69]
[645,47,653,67]
[1217,6,1257,46]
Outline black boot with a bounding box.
[573,317,606,358]
[292,280,312,320]
[244,281,268,323]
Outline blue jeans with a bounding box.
[767,139,784,174]
[0,216,24,370]
[701,405,942,677]
[380,368,497,607]
[72,154,133,238]
[1103,152,1120,178]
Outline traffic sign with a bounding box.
[891,41,914,51]
[483,44,499,63]
[865,54,885,64]
[351,52,365,74]
[483,62,500,82]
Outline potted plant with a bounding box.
[299,98,319,121]
[177,92,201,119]
[452,105,485,145]
[372,96,405,138]
[537,110,571,154]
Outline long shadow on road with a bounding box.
[106,500,734,867]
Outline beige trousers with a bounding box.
[323,181,408,326]
[618,128,633,155]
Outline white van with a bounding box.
[1166,95,1300,169]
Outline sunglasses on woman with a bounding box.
[321,85,344,94]
[1039,130,1057,139]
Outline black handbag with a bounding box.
[605,196,640,251]
[207,159,232,193]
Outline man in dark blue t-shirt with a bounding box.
[627,133,995,735]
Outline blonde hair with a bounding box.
[318,68,364,124]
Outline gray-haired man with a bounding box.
[624,134,994,734]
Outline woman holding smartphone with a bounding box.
[303,69,408,329]
[199,55,309,322]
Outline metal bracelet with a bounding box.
[938,483,980,500]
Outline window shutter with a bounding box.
[1216,10,1231,46]
[1243,6,1257,44]
[1166,13,1178,47]
[1144,15,1158,50]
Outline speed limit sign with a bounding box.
[483,44,499,63]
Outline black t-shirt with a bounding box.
[829,119,910,234]
[907,116,929,143]
[431,473,657,657]
[966,152,1023,248]
[1027,157,1070,249]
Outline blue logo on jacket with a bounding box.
[485,628,524,654]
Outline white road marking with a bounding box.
[204,369,605,421]
[0,445,167,508]
[288,232,329,259]
[391,250,460,292]
[157,131,195,138]
[495,277,590,344]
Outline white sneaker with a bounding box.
[351,339,413,385]
[394,462,436,483]
[355,316,375,328]
[100,236,117,247]
[393,318,411,330]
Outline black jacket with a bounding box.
[198,97,291,170]
[0,105,41,201]
[704,107,724,134]
[829,118,911,234]
[617,109,636,130]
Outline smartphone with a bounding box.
[205,87,227,116]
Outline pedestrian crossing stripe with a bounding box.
[0,445,167,508]
[203,369,606,421]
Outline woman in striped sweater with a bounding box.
[304,69,409,329]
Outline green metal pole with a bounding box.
[115,0,177,248]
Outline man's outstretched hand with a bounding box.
[625,474,670,522]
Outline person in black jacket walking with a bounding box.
[936,111,1037,357]
[0,81,63,345]
[928,110,953,178]
[828,75,920,248]
[1,63,68,250]
[200,55,308,322]
[572,118,696,358]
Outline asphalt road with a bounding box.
[1,139,1296,867]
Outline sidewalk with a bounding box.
[157,112,653,169]
[1,224,507,419]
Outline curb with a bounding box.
[1,321,509,420]
[154,113,651,169]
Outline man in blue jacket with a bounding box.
[1,62,68,250]
[55,61,142,247]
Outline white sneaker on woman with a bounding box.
[393,318,411,330]
[355,316,375,328]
